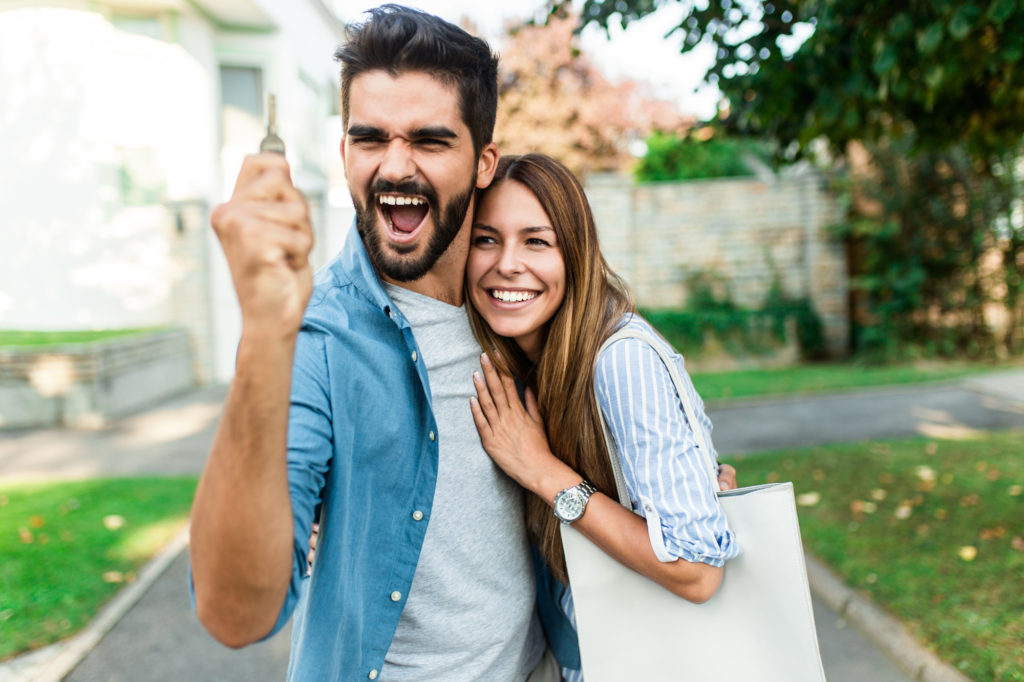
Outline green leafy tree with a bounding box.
[556,0,1024,162]
[553,0,1024,359]
[634,129,770,181]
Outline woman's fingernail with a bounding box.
[480,353,491,366]
[473,371,482,383]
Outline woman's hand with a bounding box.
[717,463,738,491]
[469,353,564,491]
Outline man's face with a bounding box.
[342,70,489,282]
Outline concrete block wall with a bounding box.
[586,172,849,357]
[0,329,194,429]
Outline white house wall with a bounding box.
[0,2,349,384]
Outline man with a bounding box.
[189,5,554,680]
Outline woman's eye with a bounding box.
[472,235,496,246]
[526,238,551,247]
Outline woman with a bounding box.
[466,153,740,679]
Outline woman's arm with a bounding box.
[470,353,726,603]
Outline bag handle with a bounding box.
[596,327,719,509]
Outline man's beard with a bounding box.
[355,174,476,282]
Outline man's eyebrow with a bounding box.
[347,124,385,137]
[410,126,457,140]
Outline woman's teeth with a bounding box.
[491,290,538,303]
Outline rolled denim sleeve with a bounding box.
[264,328,334,638]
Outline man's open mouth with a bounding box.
[378,194,429,240]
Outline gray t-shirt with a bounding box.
[381,284,544,681]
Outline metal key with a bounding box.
[259,93,286,155]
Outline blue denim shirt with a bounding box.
[259,227,578,680]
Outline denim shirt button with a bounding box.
[411,350,418,362]
[428,430,435,441]
[390,591,402,602]
[412,510,424,521]
[368,669,378,680]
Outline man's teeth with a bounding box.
[378,195,425,206]
[492,290,538,303]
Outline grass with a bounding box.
[0,329,161,348]
[0,477,197,660]
[721,430,1024,682]
[690,360,1008,402]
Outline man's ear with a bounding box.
[475,142,499,189]
[339,137,348,180]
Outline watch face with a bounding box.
[556,489,585,521]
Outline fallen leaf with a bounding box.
[29,515,45,528]
[917,524,930,535]
[879,473,894,484]
[958,546,977,561]
[766,472,779,483]
[916,466,937,482]
[18,527,33,544]
[812,469,825,481]
[941,473,954,485]
[103,515,125,531]
[1011,536,1024,552]
[960,494,979,507]
[925,442,938,455]
[979,526,1006,540]
[865,573,878,584]
[863,501,877,514]
[102,571,124,583]
[1009,485,1022,497]
[797,492,821,507]
[934,508,948,520]
[974,460,988,472]
[870,488,888,501]
[986,469,1000,481]
[894,502,913,520]
[0,495,8,506]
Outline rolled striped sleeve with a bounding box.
[594,319,740,567]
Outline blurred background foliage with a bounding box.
[546,0,1024,362]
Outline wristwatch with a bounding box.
[553,479,598,524]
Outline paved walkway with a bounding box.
[2,369,1022,681]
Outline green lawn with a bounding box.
[691,360,1009,402]
[0,329,160,348]
[0,477,197,660]
[722,430,1024,682]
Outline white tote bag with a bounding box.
[561,328,826,682]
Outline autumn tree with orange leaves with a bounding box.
[492,13,692,177]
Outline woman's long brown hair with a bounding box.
[466,153,634,583]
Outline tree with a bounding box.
[556,1,1024,359]
[493,12,692,176]
[556,0,1024,162]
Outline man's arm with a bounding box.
[189,153,314,647]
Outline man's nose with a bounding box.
[379,139,415,183]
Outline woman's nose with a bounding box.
[496,245,524,276]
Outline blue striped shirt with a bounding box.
[561,314,741,681]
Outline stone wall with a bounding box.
[0,329,194,429]
[585,171,849,357]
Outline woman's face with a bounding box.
[467,179,566,361]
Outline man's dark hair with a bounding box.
[334,4,499,157]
